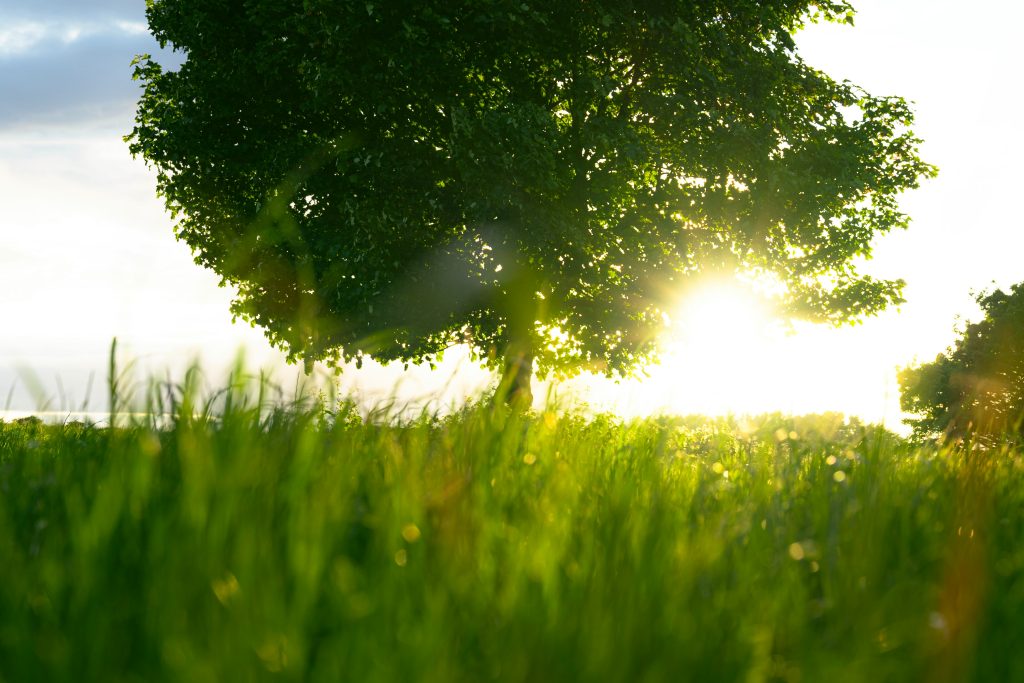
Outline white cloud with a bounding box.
[0,22,46,56]
[61,26,84,44]
[0,17,153,58]
[0,22,179,130]
[115,20,149,35]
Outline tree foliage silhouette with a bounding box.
[900,284,1024,443]
[128,0,934,403]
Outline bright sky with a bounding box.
[2,0,1022,426]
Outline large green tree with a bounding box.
[129,0,934,403]
[900,284,1024,443]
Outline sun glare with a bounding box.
[662,279,781,414]
[671,280,772,354]
[575,277,905,425]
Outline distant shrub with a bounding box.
[900,282,1024,443]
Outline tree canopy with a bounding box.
[128,0,935,400]
[899,284,1024,443]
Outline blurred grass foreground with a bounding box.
[1,366,1023,682]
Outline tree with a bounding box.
[128,0,934,404]
[899,284,1024,443]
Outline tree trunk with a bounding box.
[495,258,538,409]
[501,345,534,408]
[498,294,535,408]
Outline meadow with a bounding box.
[1,373,1022,682]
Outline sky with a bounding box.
[1,0,1022,426]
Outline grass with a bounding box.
[1,371,1023,682]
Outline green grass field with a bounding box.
[2,377,1022,682]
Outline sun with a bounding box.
[671,279,773,353]
[622,276,904,424]
[563,276,907,426]
[660,279,780,413]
